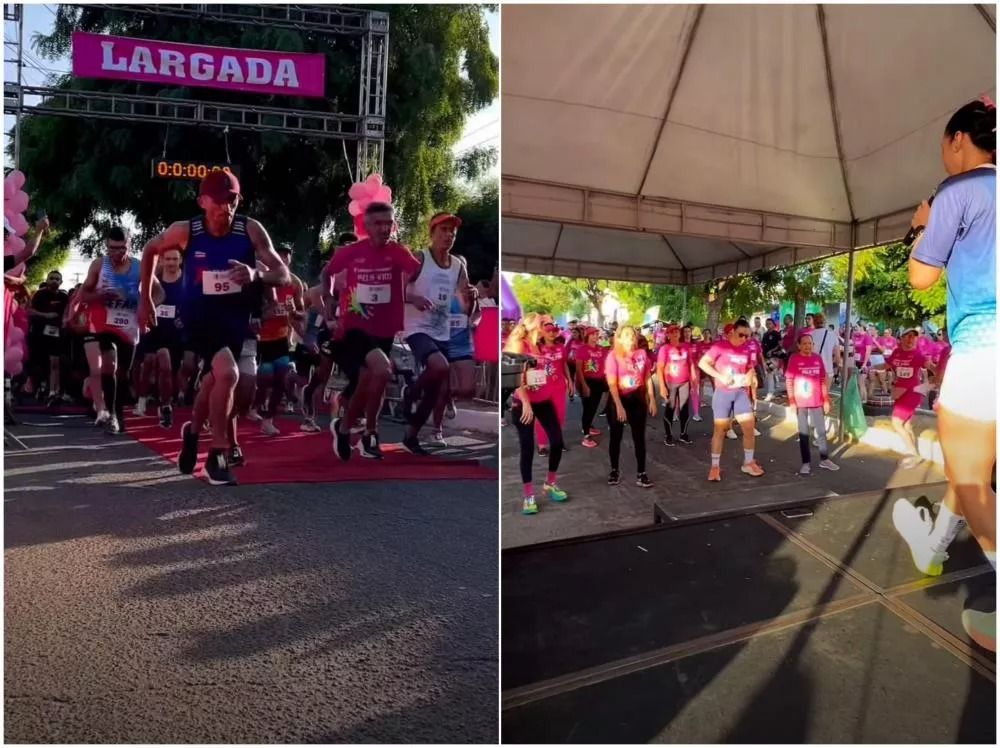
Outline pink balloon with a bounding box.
[348,201,364,217]
[8,326,24,346]
[5,235,25,254]
[8,190,28,215]
[348,182,369,200]
[365,173,383,187]
[9,213,29,236]
[5,358,23,377]
[373,187,392,204]
[9,170,25,191]
[8,263,25,277]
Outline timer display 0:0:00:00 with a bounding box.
[155,162,233,179]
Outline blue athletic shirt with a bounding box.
[447,295,474,359]
[180,214,257,340]
[155,276,184,335]
[913,165,995,352]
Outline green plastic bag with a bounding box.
[842,374,869,440]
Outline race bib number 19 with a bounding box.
[357,283,390,305]
[203,270,241,296]
[435,284,452,304]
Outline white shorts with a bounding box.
[937,347,995,423]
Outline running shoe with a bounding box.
[300,418,322,433]
[663,434,675,447]
[401,435,430,456]
[961,605,996,653]
[726,428,738,440]
[678,433,693,445]
[588,427,601,436]
[261,419,280,437]
[332,417,351,462]
[178,421,200,475]
[432,429,447,446]
[544,483,568,502]
[607,469,621,486]
[105,416,121,435]
[134,397,148,417]
[819,459,839,471]
[708,465,722,482]
[246,408,264,423]
[46,393,60,409]
[636,472,653,488]
[445,399,457,420]
[359,433,383,459]
[692,415,703,422]
[229,445,245,467]
[753,427,761,436]
[159,405,173,429]
[203,449,237,486]
[538,446,550,457]
[798,464,812,476]
[522,496,539,515]
[892,499,948,576]
[94,409,111,427]
[741,460,765,477]
[764,393,774,402]
[582,436,598,448]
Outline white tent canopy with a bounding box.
[502,4,996,284]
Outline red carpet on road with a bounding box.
[127,409,497,485]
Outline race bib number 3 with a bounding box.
[156,304,176,319]
[203,270,241,296]
[357,283,390,305]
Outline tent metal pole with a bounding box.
[838,223,858,441]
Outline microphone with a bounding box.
[903,193,936,248]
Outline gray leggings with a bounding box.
[797,407,828,463]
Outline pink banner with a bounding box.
[72,31,325,98]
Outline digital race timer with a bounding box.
[150,160,241,181]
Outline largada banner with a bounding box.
[72,31,326,98]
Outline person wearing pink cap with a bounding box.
[886,327,929,468]
[138,169,290,485]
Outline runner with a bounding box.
[656,324,696,446]
[134,248,184,427]
[786,331,838,475]
[761,318,783,401]
[605,325,656,488]
[577,327,608,448]
[27,269,69,407]
[852,323,875,402]
[70,226,157,434]
[321,202,421,461]
[506,313,568,515]
[534,320,572,456]
[428,289,481,445]
[894,98,995,655]
[699,318,764,481]
[138,170,290,485]
[884,327,928,468]
[400,212,479,453]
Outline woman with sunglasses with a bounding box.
[698,318,764,481]
[505,314,569,515]
[893,97,995,651]
[535,320,573,455]
[605,325,656,488]
[578,327,608,448]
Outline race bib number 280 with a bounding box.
[203,270,241,296]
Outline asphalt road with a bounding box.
[4,415,498,743]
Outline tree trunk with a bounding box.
[705,280,728,332]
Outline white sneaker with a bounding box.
[764,393,774,402]
[753,427,761,436]
[246,408,263,423]
[726,428,737,440]
[133,397,148,417]
[892,499,948,576]
[94,409,111,427]
[692,415,703,422]
[300,418,322,433]
[445,400,457,420]
[432,429,446,446]
[798,464,811,476]
[819,459,839,471]
[261,418,280,437]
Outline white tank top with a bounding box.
[404,252,463,341]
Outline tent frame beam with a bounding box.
[816,4,857,223]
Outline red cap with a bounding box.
[723,323,734,335]
[429,213,462,232]
[199,170,240,202]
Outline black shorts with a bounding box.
[258,338,292,366]
[186,328,244,375]
[293,344,320,375]
[406,333,454,366]
[333,328,394,384]
[32,326,66,359]
[81,332,137,373]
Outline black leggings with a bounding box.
[663,380,691,438]
[609,390,647,473]
[581,377,608,433]
[512,397,563,484]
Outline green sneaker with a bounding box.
[961,606,996,653]
[544,483,568,502]
[522,496,538,515]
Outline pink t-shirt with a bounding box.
[326,239,421,339]
[704,339,754,391]
[540,343,568,387]
[746,337,762,365]
[567,340,587,362]
[519,342,560,404]
[579,343,607,380]
[852,333,875,360]
[916,335,933,357]
[606,349,651,396]
[785,353,827,409]
[877,335,897,355]
[888,348,926,390]
[657,343,694,385]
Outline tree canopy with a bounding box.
[14,4,498,280]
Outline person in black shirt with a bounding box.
[760,318,783,401]
[28,269,69,405]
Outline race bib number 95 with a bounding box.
[203,270,241,296]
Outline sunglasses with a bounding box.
[736,332,749,339]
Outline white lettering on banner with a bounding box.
[43,325,59,338]
[129,46,156,75]
[202,270,241,296]
[160,49,184,77]
[357,283,390,305]
[218,55,243,83]
[156,304,176,319]
[246,58,271,84]
[273,59,299,88]
[101,41,126,72]
[190,53,212,81]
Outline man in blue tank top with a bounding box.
[138,170,289,486]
